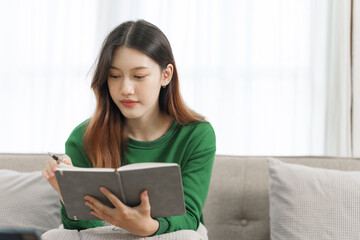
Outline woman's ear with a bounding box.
[161,64,173,87]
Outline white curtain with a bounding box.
[325,0,352,157]
[0,0,98,153]
[0,0,356,157]
[353,0,360,157]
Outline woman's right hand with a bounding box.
[42,155,73,203]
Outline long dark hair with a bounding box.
[84,19,204,168]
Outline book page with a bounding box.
[56,167,116,172]
[117,162,178,171]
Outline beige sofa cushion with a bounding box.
[0,170,61,233]
[268,157,360,240]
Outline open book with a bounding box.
[55,162,185,221]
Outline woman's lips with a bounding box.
[120,100,138,107]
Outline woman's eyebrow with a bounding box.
[110,66,149,70]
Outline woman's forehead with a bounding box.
[111,47,158,71]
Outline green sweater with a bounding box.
[60,120,216,235]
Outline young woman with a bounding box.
[43,19,216,237]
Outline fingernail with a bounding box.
[100,187,105,192]
[144,191,148,197]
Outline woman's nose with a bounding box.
[120,79,135,95]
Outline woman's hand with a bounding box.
[42,154,73,203]
[84,188,159,237]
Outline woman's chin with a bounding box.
[119,110,142,120]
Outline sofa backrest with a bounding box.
[2,154,360,240]
[203,155,360,240]
[0,153,50,172]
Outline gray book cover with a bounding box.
[55,162,185,221]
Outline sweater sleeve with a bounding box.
[60,121,104,230]
[153,123,216,235]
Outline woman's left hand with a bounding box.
[84,188,159,237]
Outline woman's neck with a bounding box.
[126,113,173,142]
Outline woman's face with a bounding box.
[107,47,171,121]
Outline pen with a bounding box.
[47,152,74,169]
[47,152,63,163]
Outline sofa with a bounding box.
[1,154,360,239]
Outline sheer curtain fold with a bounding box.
[325,0,352,157]
[352,0,360,157]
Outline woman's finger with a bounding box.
[139,190,151,213]
[99,187,127,210]
[89,210,111,223]
[84,195,113,218]
[59,155,73,166]
[42,169,49,179]
[45,160,56,177]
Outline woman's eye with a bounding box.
[134,76,145,79]
[110,75,121,78]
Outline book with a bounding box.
[55,162,186,221]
